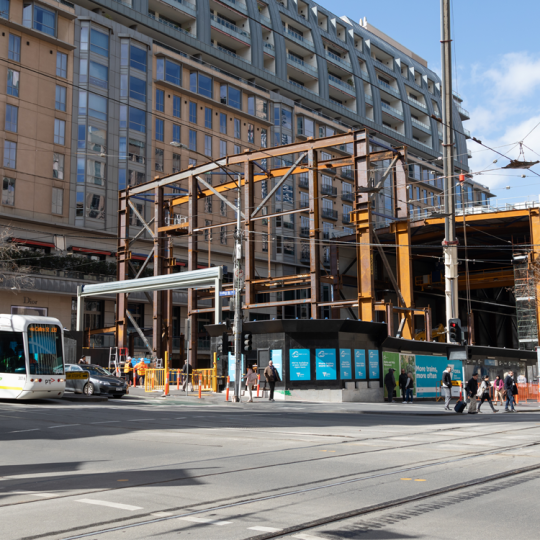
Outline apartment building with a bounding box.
[0,0,493,359]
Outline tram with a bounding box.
[0,315,65,399]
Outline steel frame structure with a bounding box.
[119,129,434,366]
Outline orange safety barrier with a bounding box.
[198,375,202,399]
[256,374,260,398]
[226,376,230,401]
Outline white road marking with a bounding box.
[128,419,154,422]
[10,491,56,498]
[248,526,283,532]
[49,424,79,429]
[76,499,143,511]
[292,534,327,540]
[179,516,232,526]
[91,421,120,424]
[9,429,40,433]
[175,417,186,419]
[151,512,173,517]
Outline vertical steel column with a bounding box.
[164,234,173,363]
[530,208,540,339]
[188,175,198,368]
[153,186,164,359]
[116,190,129,349]
[308,148,320,318]
[330,244,340,319]
[244,161,255,307]
[354,131,374,322]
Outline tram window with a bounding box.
[0,331,25,374]
[27,325,63,375]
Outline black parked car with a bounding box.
[65,364,128,398]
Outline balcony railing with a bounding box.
[359,68,370,81]
[326,50,350,67]
[408,95,427,110]
[415,139,432,150]
[321,184,337,197]
[148,12,195,36]
[328,74,355,94]
[381,101,403,117]
[300,199,309,208]
[411,117,430,131]
[300,227,309,237]
[456,103,470,118]
[365,94,373,104]
[300,252,310,263]
[213,45,237,58]
[373,56,393,70]
[378,79,400,98]
[220,0,248,13]
[210,14,250,39]
[263,42,275,54]
[341,191,354,202]
[342,214,351,224]
[322,208,338,220]
[341,167,354,180]
[286,53,317,75]
[298,176,309,189]
[284,26,313,45]
[288,79,305,90]
[463,128,471,138]
[260,15,272,26]
[163,0,196,15]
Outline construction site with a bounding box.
[81,128,540,377]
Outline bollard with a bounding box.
[198,374,202,399]
[459,382,463,401]
[256,374,260,398]
[177,370,180,391]
[163,371,170,397]
[226,375,230,402]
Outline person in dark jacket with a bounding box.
[181,360,193,391]
[398,368,408,403]
[466,373,479,414]
[264,360,281,402]
[441,366,453,411]
[504,371,516,412]
[384,368,396,403]
[478,375,498,413]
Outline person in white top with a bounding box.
[244,365,258,403]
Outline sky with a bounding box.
[326,0,540,206]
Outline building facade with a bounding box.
[0,0,492,360]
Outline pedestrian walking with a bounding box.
[135,359,146,388]
[384,368,396,403]
[504,370,516,412]
[264,360,281,402]
[124,357,132,386]
[478,375,498,413]
[441,366,453,411]
[181,360,193,391]
[78,356,87,365]
[493,375,504,405]
[244,365,258,402]
[398,368,408,403]
[404,372,414,403]
[466,372,479,414]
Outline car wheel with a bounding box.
[83,382,95,395]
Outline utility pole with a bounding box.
[441,0,459,340]
[233,176,243,402]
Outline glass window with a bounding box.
[172,124,180,143]
[173,95,181,118]
[204,135,212,157]
[128,139,145,164]
[128,170,145,186]
[234,144,240,154]
[189,71,196,93]
[155,148,164,172]
[5,104,18,132]
[87,125,106,152]
[3,141,16,168]
[234,118,240,139]
[220,113,227,134]
[90,28,109,57]
[53,153,64,179]
[79,58,88,84]
[80,24,89,51]
[261,128,267,148]
[55,85,66,111]
[78,124,85,149]
[189,102,197,123]
[172,153,181,173]
[256,97,268,120]
[120,74,128,98]
[2,177,15,205]
[52,187,63,215]
[75,191,84,216]
[130,45,147,72]
[198,73,213,98]
[156,88,164,112]
[54,118,65,145]
[228,86,241,110]
[32,5,56,37]
[129,75,146,102]
[7,69,19,97]
[8,34,20,62]
[120,41,128,67]
[205,107,212,129]
[87,93,107,121]
[247,124,254,144]
[0,0,9,20]
[281,108,292,130]
[248,96,255,116]
[189,129,197,151]
[118,168,126,190]
[157,58,181,86]
[86,192,105,220]
[87,159,106,185]
[76,157,85,183]
[129,107,146,133]
[56,52,67,78]
[155,118,164,142]
[220,140,227,158]
[89,61,108,89]
[119,105,127,128]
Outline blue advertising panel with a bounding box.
[354,349,366,379]
[289,349,311,381]
[316,349,337,380]
[368,350,380,379]
[227,352,244,382]
[415,355,462,397]
[271,349,283,379]
[339,349,352,379]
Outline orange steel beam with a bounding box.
[308,148,321,318]
[529,208,540,338]
[392,220,414,339]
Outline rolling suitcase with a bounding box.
[454,400,466,413]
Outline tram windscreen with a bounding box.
[0,331,26,374]
[27,325,64,375]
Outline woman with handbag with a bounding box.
[493,375,504,404]
[478,376,498,413]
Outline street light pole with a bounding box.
[441,0,459,339]
[233,177,243,402]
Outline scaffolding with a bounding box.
[513,255,539,350]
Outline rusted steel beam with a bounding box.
[394,151,408,221]
[244,161,255,306]
[308,148,321,319]
[330,244,340,319]
[187,174,198,368]
[530,208,540,340]
[116,190,129,350]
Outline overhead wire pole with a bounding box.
[441,0,459,339]
[233,175,243,402]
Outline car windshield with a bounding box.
[82,365,111,376]
[27,324,64,375]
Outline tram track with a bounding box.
[39,439,540,540]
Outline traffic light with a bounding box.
[242,331,253,352]
[448,319,462,344]
[217,332,230,357]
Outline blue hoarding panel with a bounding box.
[289,349,311,381]
[368,350,380,379]
[316,349,337,380]
[228,352,244,382]
[354,349,366,379]
[271,349,283,379]
[339,349,352,379]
